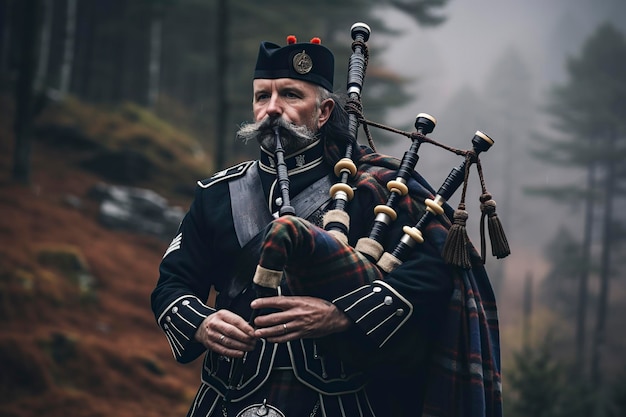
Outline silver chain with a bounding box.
[309,399,320,417]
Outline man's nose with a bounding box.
[265,94,282,117]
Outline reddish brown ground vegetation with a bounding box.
[0,100,202,417]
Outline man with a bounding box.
[151,33,502,417]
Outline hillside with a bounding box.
[0,96,212,417]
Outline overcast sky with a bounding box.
[378,0,625,123]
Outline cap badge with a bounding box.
[292,50,313,74]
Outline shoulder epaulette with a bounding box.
[197,160,254,189]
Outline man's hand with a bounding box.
[194,309,256,358]
[250,296,352,343]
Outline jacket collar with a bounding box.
[258,139,324,176]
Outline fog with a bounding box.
[379,0,624,123]
[358,0,626,331]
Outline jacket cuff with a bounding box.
[157,295,215,363]
[332,280,412,348]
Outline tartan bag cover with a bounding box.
[257,214,384,299]
[256,142,502,417]
[353,147,503,417]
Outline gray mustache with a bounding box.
[236,117,317,153]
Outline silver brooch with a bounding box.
[292,50,313,74]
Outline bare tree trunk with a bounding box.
[148,16,162,109]
[110,0,128,103]
[214,0,229,170]
[0,0,13,76]
[34,0,52,92]
[575,162,595,374]
[59,0,77,96]
[72,0,93,100]
[590,134,616,388]
[12,0,42,184]
[492,113,514,299]
[522,271,533,349]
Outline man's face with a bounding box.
[243,78,334,153]
[252,78,330,132]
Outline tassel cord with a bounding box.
[441,152,475,269]
[477,158,511,260]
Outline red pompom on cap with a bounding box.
[310,37,321,44]
[286,35,297,44]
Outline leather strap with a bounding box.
[223,163,333,301]
[228,161,333,248]
[229,162,273,248]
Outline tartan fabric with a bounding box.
[421,265,502,417]
[327,141,503,417]
[326,140,447,232]
[258,215,384,300]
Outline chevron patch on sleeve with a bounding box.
[163,233,182,259]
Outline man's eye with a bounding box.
[256,94,269,101]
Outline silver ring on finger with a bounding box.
[283,323,288,334]
[219,334,226,343]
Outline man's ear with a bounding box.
[317,98,335,128]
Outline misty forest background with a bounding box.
[2,0,626,416]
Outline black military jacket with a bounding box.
[151,139,454,414]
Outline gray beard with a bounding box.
[236,117,319,154]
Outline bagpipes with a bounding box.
[251,22,511,302]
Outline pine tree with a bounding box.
[507,343,565,417]
[527,23,626,384]
[506,340,595,417]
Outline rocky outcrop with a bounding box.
[89,182,184,241]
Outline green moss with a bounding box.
[37,97,214,199]
[36,245,98,303]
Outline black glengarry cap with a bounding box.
[254,36,334,92]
